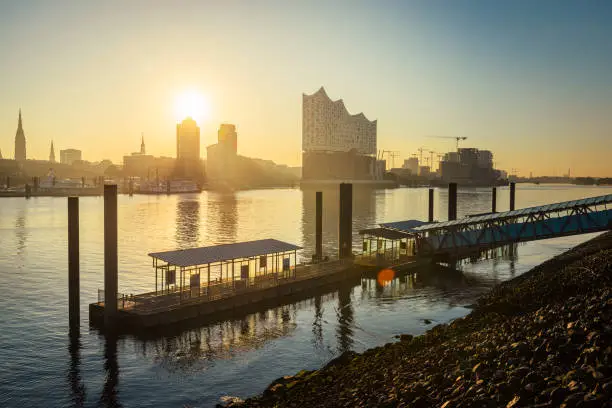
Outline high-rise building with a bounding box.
[14,109,26,161]
[176,117,200,160]
[60,149,82,165]
[218,124,237,154]
[302,87,377,180]
[49,141,56,163]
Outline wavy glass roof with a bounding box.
[410,193,612,233]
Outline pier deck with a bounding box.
[90,239,425,332]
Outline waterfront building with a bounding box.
[207,124,238,180]
[302,87,377,180]
[14,109,26,161]
[60,149,82,165]
[123,135,155,177]
[176,117,200,160]
[218,124,238,155]
[49,141,56,163]
[439,147,500,185]
[402,157,419,175]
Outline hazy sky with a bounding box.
[1,1,611,176]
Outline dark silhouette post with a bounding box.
[104,185,118,327]
[338,183,353,259]
[128,178,134,196]
[68,197,80,329]
[448,183,457,221]
[510,182,516,211]
[25,183,31,198]
[428,188,434,222]
[6,176,9,189]
[166,179,171,195]
[492,187,497,213]
[315,191,323,261]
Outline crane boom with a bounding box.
[426,135,468,150]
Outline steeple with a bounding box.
[14,109,26,161]
[140,133,146,155]
[49,141,56,163]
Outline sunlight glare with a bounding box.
[174,90,210,124]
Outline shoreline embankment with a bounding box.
[227,231,612,407]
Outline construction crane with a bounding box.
[378,150,400,168]
[426,136,468,151]
[416,147,426,164]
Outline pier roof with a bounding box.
[149,238,302,267]
[411,193,612,233]
[359,227,414,240]
[379,220,431,234]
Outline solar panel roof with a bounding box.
[410,193,612,232]
[149,239,302,267]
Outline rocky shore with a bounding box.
[227,232,612,407]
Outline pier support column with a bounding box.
[448,183,457,221]
[338,183,353,259]
[104,185,118,327]
[509,182,516,211]
[492,187,497,213]
[25,184,31,199]
[166,180,171,195]
[315,191,323,261]
[68,197,80,329]
[6,176,9,189]
[428,188,434,222]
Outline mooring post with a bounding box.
[68,196,80,329]
[6,176,9,189]
[166,179,171,195]
[428,188,434,222]
[315,191,323,261]
[448,183,457,221]
[104,184,118,327]
[492,187,497,213]
[128,178,134,196]
[509,182,516,211]
[338,183,353,259]
[25,183,31,199]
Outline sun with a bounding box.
[174,90,210,124]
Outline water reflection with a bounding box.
[175,197,200,248]
[67,329,85,408]
[336,286,354,353]
[312,295,323,350]
[100,334,121,408]
[137,305,298,372]
[15,208,26,260]
[207,193,238,244]
[301,185,377,259]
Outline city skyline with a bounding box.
[1,1,611,176]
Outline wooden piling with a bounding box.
[25,184,31,198]
[492,187,497,213]
[68,197,80,329]
[510,182,516,211]
[448,183,457,221]
[338,183,353,259]
[428,188,434,222]
[104,185,118,326]
[315,191,323,260]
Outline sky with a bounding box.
[0,0,611,177]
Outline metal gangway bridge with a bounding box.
[379,193,612,259]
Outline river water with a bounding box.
[0,184,609,408]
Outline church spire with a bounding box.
[140,132,146,155]
[49,140,56,163]
[14,109,26,161]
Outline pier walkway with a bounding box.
[381,194,612,258]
